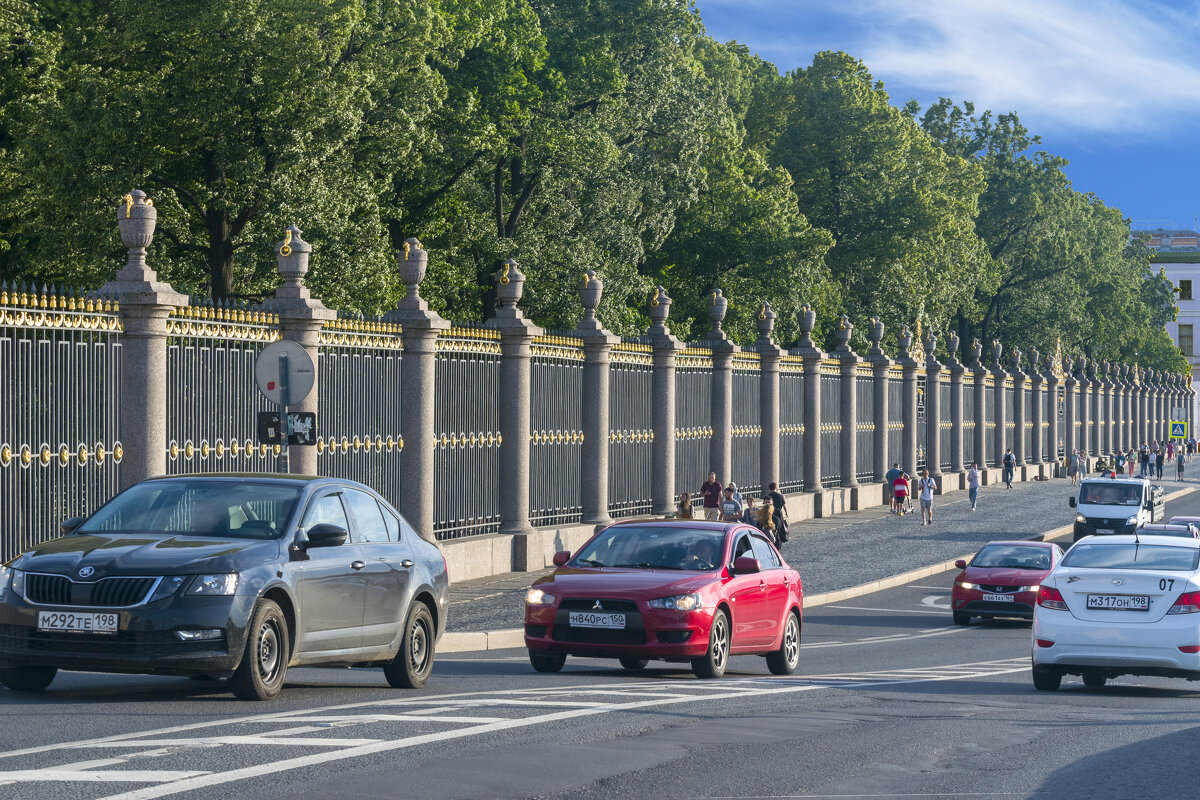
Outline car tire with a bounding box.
[766,611,801,675]
[618,657,649,671]
[692,610,730,679]
[230,599,289,701]
[529,650,567,673]
[952,612,971,626]
[1032,665,1061,691]
[0,665,57,693]
[384,603,435,689]
[1082,670,1107,688]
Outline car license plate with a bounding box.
[1095,528,1114,535]
[1086,594,1149,611]
[982,593,1014,602]
[36,610,118,634]
[568,611,626,629]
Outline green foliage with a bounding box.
[0,4,1186,374]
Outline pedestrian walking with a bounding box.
[676,491,693,520]
[765,482,789,542]
[719,486,743,522]
[700,472,722,521]
[742,495,758,526]
[1128,448,1136,476]
[727,482,744,507]
[892,471,910,515]
[757,498,777,542]
[1177,449,1186,481]
[1115,451,1125,474]
[1068,450,1081,485]
[885,463,902,513]
[967,462,981,511]
[1139,444,1149,477]
[1156,450,1165,480]
[1002,448,1015,488]
[1149,450,1158,481]
[917,469,937,526]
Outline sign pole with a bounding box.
[279,352,291,474]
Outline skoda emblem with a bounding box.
[77,566,95,579]
[592,600,604,611]
[1112,578,1126,586]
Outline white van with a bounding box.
[1068,476,1164,542]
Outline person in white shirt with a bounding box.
[967,463,981,511]
[917,469,937,526]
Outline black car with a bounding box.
[0,474,449,700]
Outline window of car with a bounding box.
[344,489,391,543]
[1060,543,1200,572]
[731,533,754,564]
[301,492,350,533]
[380,503,401,541]
[750,534,781,568]
[971,544,1051,570]
[569,525,725,571]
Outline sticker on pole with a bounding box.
[1170,421,1188,440]
[255,341,315,406]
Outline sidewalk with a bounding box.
[442,473,1200,650]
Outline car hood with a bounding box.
[11,533,281,577]
[534,567,718,598]
[964,566,1049,584]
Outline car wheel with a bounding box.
[1032,665,1061,691]
[618,657,649,671]
[384,603,435,689]
[952,612,971,626]
[230,599,289,701]
[766,611,801,675]
[0,665,57,693]
[1082,670,1107,688]
[692,610,730,679]
[529,650,567,673]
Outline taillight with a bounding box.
[1167,592,1200,615]
[1036,639,1055,648]
[1179,645,1200,653]
[1037,586,1068,611]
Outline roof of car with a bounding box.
[146,473,324,482]
[1141,524,1196,531]
[607,519,735,531]
[978,540,1056,548]
[1074,534,1200,547]
[1079,476,1148,485]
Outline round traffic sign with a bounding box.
[255,341,315,406]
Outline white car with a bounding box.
[1032,534,1200,690]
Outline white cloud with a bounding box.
[857,0,1200,134]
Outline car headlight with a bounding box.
[1019,585,1041,593]
[525,588,556,605]
[148,576,186,603]
[648,593,703,611]
[1075,514,1086,524]
[187,574,239,596]
[0,565,8,600]
[1126,515,1138,526]
[9,569,24,600]
[955,581,977,590]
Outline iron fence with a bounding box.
[887,371,904,469]
[939,378,952,470]
[1,286,122,558]
[915,372,927,471]
[819,363,842,486]
[608,342,654,518]
[779,358,804,492]
[1022,387,1033,458]
[1003,382,1016,452]
[856,366,875,482]
[962,383,977,466]
[433,328,502,539]
[529,336,584,526]
[675,348,714,504]
[731,353,761,495]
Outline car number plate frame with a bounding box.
[1085,594,1149,611]
[981,593,1014,602]
[36,610,119,634]
[1095,528,1115,535]
[568,611,626,629]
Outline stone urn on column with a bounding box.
[707,288,728,340]
[579,270,603,330]
[647,285,672,337]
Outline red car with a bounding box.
[951,540,1064,625]
[524,520,803,678]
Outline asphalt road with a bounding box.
[5,490,1200,800]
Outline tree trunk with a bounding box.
[206,207,234,300]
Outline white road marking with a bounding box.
[827,605,947,615]
[0,770,208,783]
[85,737,384,748]
[800,627,966,649]
[921,594,951,609]
[909,585,952,591]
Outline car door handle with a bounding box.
[350,561,366,571]
[400,559,414,568]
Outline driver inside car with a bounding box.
[684,538,719,570]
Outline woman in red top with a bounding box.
[892,472,910,514]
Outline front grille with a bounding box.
[979,584,1018,593]
[553,599,645,645]
[0,625,224,658]
[964,600,1034,615]
[23,574,158,607]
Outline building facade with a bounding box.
[1138,227,1200,424]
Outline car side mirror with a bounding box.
[304,524,348,548]
[553,551,571,567]
[1068,497,1077,508]
[61,516,85,535]
[732,556,761,575]
[954,559,967,569]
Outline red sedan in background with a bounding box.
[951,540,1064,625]
[524,521,803,678]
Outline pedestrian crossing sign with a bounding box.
[1170,421,1187,439]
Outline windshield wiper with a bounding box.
[612,562,684,570]
[576,558,608,567]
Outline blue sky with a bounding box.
[695,0,1200,231]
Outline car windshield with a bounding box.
[972,545,1051,570]
[1079,483,1141,506]
[570,526,725,571]
[1060,543,1200,572]
[79,480,301,539]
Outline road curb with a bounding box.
[440,485,1198,653]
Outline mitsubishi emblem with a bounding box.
[1112,578,1126,586]
[592,600,604,611]
[77,566,95,578]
